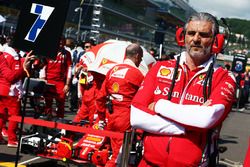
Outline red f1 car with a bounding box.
[20,118,142,166]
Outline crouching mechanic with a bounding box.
[72,61,105,125]
[131,12,236,167]
[96,43,144,167]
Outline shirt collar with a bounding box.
[124,58,137,68]
[177,51,215,70]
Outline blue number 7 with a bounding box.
[25,3,54,42]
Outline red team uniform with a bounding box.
[96,59,144,167]
[0,53,25,89]
[0,51,25,145]
[131,53,236,166]
[73,71,99,125]
[42,49,72,118]
[72,58,100,125]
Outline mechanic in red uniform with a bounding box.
[131,12,236,167]
[41,37,72,118]
[72,60,105,125]
[0,51,35,145]
[96,43,144,167]
[0,46,25,147]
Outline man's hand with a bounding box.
[23,50,37,71]
[63,84,70,94]
[203,99,212,106]
[148,102,155,111]
[75,64,87,76]
[78,89,82,99]
[75,65,83,76]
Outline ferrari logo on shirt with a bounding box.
[112,82,119,93]
[102,58,108,64]
[199,74,205,80]
[112,66,119,72]
[196,74,206,85]
[100,58,116,66]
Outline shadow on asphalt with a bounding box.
[236,110,250,114]
[25,160,95,167]
[218,136,238,145]
[26,160,60,167]
[231,108,250,115]
[0,153,22,162]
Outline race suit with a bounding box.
[73,72,98,125]
[131,52,236,167]
[41,49,72,118]
[0,51,25,142]
[73,53,106,125]
[96,59,144,167]
[0,53,25,89]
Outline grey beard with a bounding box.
[186,45,212,58]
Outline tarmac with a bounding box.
[0,98,250,167]
[218,104,250,167]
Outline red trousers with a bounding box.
[105,137,123,167]
[138,134,204,167]
[73,100,96,125]
[73,85,96,125]
[138,156,198,167]
[0,96,20,142]
[105,109,131,167]
[45,80,66,118]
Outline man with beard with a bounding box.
[131,12,236,166]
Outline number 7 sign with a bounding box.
[13,0,69,59]
[25,3,54,42]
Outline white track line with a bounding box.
[18,157,41,165]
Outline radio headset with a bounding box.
[175,17,231,53]
[175,27,226,54]
[168,17,230,101]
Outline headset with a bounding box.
[175,26,225,54]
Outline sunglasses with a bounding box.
[84,45,91,48]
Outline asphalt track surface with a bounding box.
[0,98,249,167]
